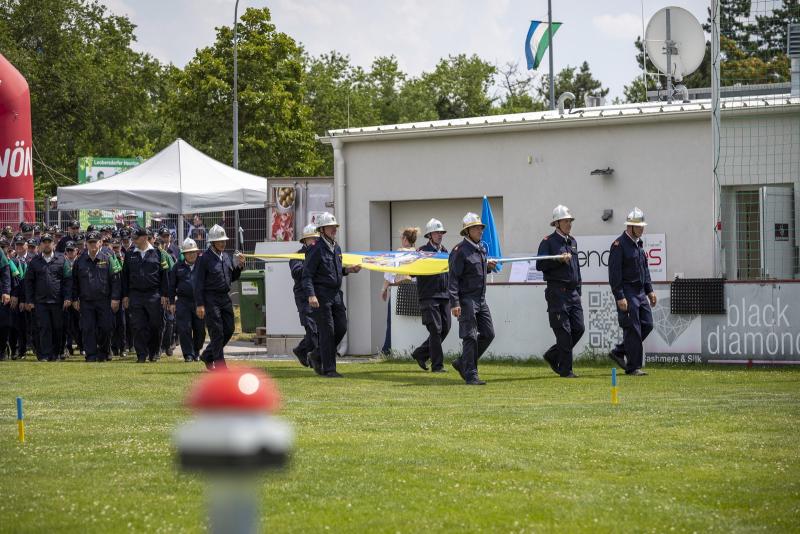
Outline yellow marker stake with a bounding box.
[16,397,25,442]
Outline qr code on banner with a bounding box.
[587,290,622,350]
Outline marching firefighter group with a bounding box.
[0,219,243,369]
[1,204,655,382]
[289,205,656,384]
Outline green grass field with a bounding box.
[1,359,799,533]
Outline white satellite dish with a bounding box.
[645,6,705,102]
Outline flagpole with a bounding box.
[547,0,555,110]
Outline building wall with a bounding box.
[339,115,713,355]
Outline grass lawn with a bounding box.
[1,359,798,533]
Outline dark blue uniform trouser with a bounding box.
[26,309,39,357]
[611,289,653,373]
[456,297,494,380]
[0,303,11,359]
[312,291,347,374]
[411,298,451,371]
[129,292,163,361]
[293,295,317,357]
[176,298,205,359]
[111,307,126,355]
[81,300,112,361]
[12,308,26,357]
[543,287,585,376]
[161,308,175,352]
[35,303,64,361]
[63,307,81,353]
[201,292,235,363]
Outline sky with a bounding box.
[103,0,711,102]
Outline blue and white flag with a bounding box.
[525,20,562,70]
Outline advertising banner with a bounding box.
[77,157,142,227]
[269,185,296,241]
[509,233,667,283]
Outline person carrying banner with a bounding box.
[536,205,584,378]
[449,213,496,385]
[302,212,362,378]
[410,219,451,373]
[290,224,319,369]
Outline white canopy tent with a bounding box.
[56,139,268,246]
[57,139,268,213]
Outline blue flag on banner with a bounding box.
[481,196,502,271]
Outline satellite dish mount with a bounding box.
[645,6,705,104]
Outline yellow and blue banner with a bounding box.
[247,250,563,277]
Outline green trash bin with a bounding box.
[238,270,265,333]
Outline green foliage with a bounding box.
[536,61,609,108]
[167,7,321,178]
[0,0,169,196]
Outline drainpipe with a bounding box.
[331,138,348,354]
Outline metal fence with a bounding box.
[712,0,800,280]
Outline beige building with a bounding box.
[318,95,800,358]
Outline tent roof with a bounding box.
[56,139,267,213]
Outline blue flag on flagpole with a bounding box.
[481,196,502,271]
[525,20,561,70]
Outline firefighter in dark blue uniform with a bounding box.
[536,205,584,378]
[169,238,205,362]
[63,241,82,357]
[110,237,127,357]
[449,213,497,385]
[410,218,451,373]
[72,231,121,362]
[56,220,81,253]
[10,235,28,359]
[122,227,169,363]
[24,233,72,361]
[290,224,319,369]
[0,238,12,359]
[302,212,362,378]
[158,227,179,357]
[608,207,656,376]
[194,224,244,370]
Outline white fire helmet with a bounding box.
[551,205,575,226]
[625,207,648,227]
[315,212,339,231]
[424,218,447,238]
[301,224,320,242]
[460,212,485,236]
[207,224,229,242]
[181,238,199,253]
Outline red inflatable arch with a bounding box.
[0,53,35,225]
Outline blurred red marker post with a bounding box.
[175,368,293,534]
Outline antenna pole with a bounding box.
[547,0,555,110]
[665,7,673,103]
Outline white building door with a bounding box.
[760,185,795,279]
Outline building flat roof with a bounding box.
[319,94,800,144]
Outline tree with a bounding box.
[492,61,544,114]
[421,54,497,120]
[0,0,169,196]
[537,61,608,108]
[304,51,380,174]
[168,7,321,178]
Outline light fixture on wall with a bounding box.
[602,209,613,222]
[591,167,614,176]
